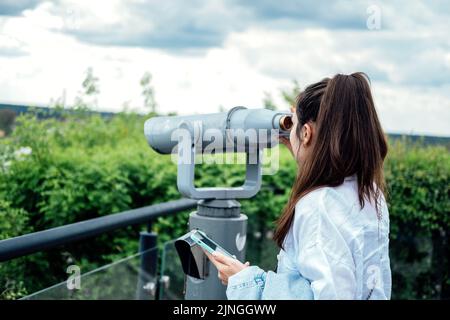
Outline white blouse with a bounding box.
[227,175,392,300]
[284,175,392,299]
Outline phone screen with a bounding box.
[193,230,235,258]
[195,232,218,251]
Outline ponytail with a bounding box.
[273,72,388,249]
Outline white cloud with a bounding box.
[0,0,449,136]
[374,83,450,136]
[0,13,280,115]
[226,27,450,136]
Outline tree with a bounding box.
[263,91,277,111]
[281,79,301,107]
[262,80,301,111]
[74,67,100,110]
[82,67,100,96]
[140,72,157,114]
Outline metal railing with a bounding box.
[0,198,196,262]
[0,198,198,299]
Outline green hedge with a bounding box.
[0,112,449,299]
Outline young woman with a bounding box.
[204,72,392,300]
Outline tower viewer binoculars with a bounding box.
[145,106,293,154]
[144,107,293,200]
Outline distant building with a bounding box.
[0,103,115,119]
[0,103,116,136]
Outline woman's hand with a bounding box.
[279,135,294,156]
[280,105,295,157]
[203,250,250,285]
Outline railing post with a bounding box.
[136,221,158,300]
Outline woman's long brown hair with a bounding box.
[273,72,388,249]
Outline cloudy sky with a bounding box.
[0,0,449,136]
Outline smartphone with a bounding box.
[190,229,236,259]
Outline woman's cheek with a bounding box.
[290,130,300,157]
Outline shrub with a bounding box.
[0,112,448,299]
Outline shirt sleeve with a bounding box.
[292,191,358,299]
[226,265,313,300]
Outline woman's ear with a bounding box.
[302,123,313,146]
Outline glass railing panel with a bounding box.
[21,247,158,300]
[159,240,186,300]
[21,228,279,300]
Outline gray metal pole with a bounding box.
[185,199,247,300]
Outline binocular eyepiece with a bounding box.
[144,106,293,155]
[279,114,294,131]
